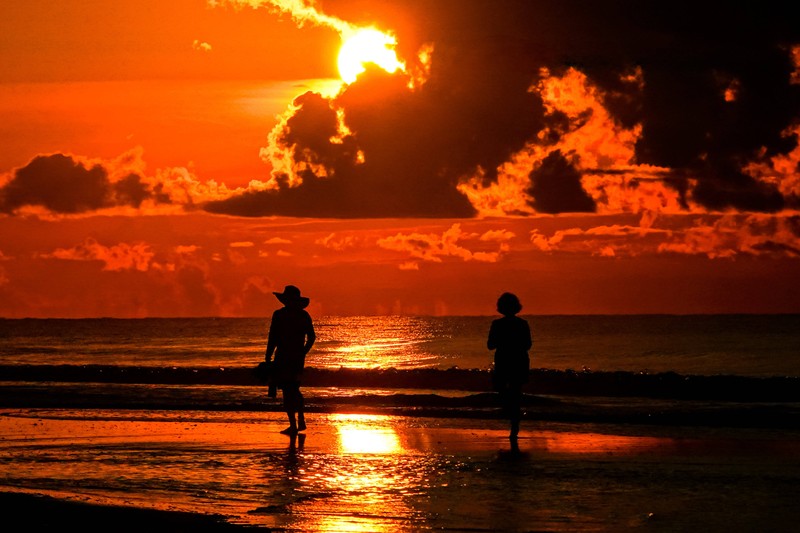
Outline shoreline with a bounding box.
[2,364,800,402]
[2,383,800,430]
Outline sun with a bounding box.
[337,28,405,83]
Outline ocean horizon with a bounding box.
[2,313,799,378]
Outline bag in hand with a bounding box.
[254,361,278,398]
[254,361,271,382]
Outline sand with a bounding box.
[2,408,800,531]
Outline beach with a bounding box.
[3,405,800,532]
[2,315,800,531]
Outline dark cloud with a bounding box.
[206,69,489,217]
[0,154,159,215]
[690,162,785,212]
[528,151,596,214]
[215,1,798,217]
[1,154,109,214]
[113,173,153,208]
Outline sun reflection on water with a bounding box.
[334,414,403,455]
[290,414,420,532]
[314,316,447,369]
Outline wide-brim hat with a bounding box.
[273,285,310,308]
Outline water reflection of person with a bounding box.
[487,292,532,441]
[266,285,316,435]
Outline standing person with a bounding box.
[265,285,316,435]
[487,292,532,441]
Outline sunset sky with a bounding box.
[1,0,799,318]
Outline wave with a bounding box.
[2,364,800,402]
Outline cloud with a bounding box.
[0,150,256,217]
[315,232,361,250]
[658,214,800,259]
[377,223,509,264]
[6,1,797,223]
[744,124,800,208]
[207,0,799,219]
[528,150,596,213]
[530,213,800,259]
[479,229,515,242]
[204,78,479,217]
[0,153,154,215]
[192,40,212,52]
[237,275,276,316]
[44,238,156,271]
[175,245,201,254]
[223,0,355,35]
[173,265,220,316]
[531,223,670,256]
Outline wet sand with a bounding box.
[2,408,800,531]
[0,490,249,532]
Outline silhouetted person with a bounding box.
[265,285,316,435]
[487,292,532,440]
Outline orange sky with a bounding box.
[1,0,799,317]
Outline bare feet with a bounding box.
[298,416,307,432]
[280,426,298,435]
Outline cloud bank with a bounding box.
[3,1,798,221]
[205,0,800,218]
[0,150,250,217]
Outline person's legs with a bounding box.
[280,415,297,434]
[499,384,522,438]
[508,385,522,438]
[280,383,301,434]
[296,388,306,431]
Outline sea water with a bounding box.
[1,314,799,377]
[2,315,800,531]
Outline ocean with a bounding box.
[2,314,800,531]
[2,314,799,376]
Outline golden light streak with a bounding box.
[219,1,405,83]
[213,0,354,35]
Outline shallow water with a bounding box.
[2,409,800,531]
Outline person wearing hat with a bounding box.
[265,285,316,435]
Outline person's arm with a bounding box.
[304,316,316,355]
[487,320,498,350]
[265,313,278,362]
[265,343,276,362]
[523,320,532,352]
